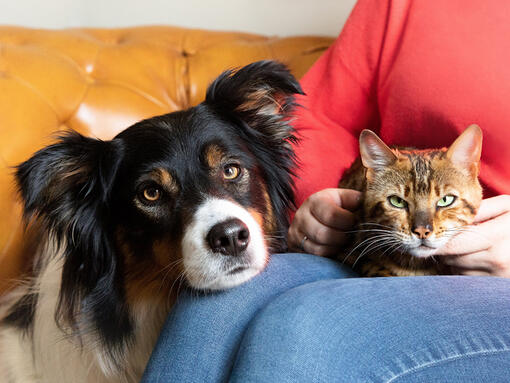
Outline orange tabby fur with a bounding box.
[339,125,483,276]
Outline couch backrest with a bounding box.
[0,26,333,293]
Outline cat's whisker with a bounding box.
[351,253,366,268]
[341,234,395,264]
[348,235,399,266]
[380,241,403,258]
[342,237,379,260]
[352,237,401,267]
[358,222,395,230]
[357,239,392,258]
[342,229,394,235]
[353,238,397,265]
[445,225,488,238]
[443,227,490,245]
[346,234,396,254]
[444,224,475,233]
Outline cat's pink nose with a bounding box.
[413,226,432,239]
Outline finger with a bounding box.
[309,196,358,231]
[474,195,510,223]
[287,224,307,252]
[301,209,351,246]
[438,203,510,255]
[441,251,493,270]
[336,188,362,211]
[436,224,493,255]
[449,266,492,276]
[437,236,490,256]
[301,235,340,257]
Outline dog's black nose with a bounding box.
[207,218,250,256]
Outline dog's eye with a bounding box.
[142,186,161,202]
[223,164,241,180]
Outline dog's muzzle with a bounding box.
[181,198,267,290]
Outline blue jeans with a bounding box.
[142,253,510,382]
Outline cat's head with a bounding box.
[359,125,483,258]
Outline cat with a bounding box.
[338,125,483,276]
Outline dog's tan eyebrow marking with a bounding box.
[151,168,179,193]
[204,144,225,169]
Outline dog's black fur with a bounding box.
[3,60,303,372]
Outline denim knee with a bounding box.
[230,277,510,383]
[142,253,355,383]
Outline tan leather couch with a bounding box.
[0,26,333,294]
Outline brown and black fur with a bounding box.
[339,126,483,277]
[0,60,302,383]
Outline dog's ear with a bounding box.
[205,61,304,251]
[16,131,130,347]
[205,60,303,146]
[17,131,121,220]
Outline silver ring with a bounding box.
[300,235,308,251]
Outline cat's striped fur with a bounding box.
[339,125,483,276]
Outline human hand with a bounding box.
[287,188,362,256]
[439,195,510,277]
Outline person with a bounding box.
[141,0,510,381]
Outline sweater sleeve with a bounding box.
[292,0,403,206]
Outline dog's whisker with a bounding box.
[157,260,184,294]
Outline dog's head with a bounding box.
[16,61,302,343]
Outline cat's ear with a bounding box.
[446,124,483,174]
[359,130,397,170]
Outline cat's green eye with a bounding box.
[388,195,407,209]
[437,195,456,208]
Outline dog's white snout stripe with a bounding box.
[181,198,267,290]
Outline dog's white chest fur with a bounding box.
[0,198,269,383]
[0,248,167,383]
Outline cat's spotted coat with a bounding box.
[339,125,483,277]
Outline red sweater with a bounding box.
[293,0,510,207]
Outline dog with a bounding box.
[0,60,302,383]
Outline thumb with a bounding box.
[473,195,510,223]
[332,188,362,212]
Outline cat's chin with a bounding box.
[408,245,439,258]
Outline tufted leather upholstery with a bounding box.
[0,26,333,293]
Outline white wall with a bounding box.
[0,0,357,36]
